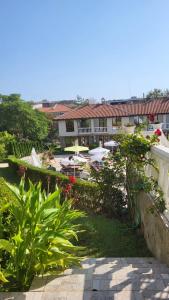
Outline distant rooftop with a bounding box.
[38,104,72,113]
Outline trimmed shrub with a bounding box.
[7,156,100,212]
[9,141,44,158]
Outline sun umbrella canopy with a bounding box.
[72,155,87,163]
[104,140,119,147]
[89,147,110,155]
[61,155,87,167]
[64,145,89,153]
[60,158,75,167]
[90,153,105,162]
[31,148,42,167]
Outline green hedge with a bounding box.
[7,156,100,212]
[9,141,44,158]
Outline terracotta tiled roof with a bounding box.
[38,104,72,113]
[55,99,169,120]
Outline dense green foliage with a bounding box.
[0,94,50,141]
[120,132,166,224]
[77,214,151,257]
[0,132,15,160]
[146,88,169,99]
[0,179,84,291]
[10,141,44,158]
[91,153,126,217]
[90,131,165,221]
[0,178,16,204]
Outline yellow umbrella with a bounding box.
[64,145,89,153]
[64,145,89,176]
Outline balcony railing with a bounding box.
[94,127,107,132]
[162,123,169,130]
[78,126,123,134]
[78,127,92,134]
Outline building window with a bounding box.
[157,115,163,123]
[129,116,134,125]
[112,117,122,126]
[99,118,107,127]
[66,120,74,132]
[78,119,91,128]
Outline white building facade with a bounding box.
[56,100,169,147]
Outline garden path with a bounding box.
[1,257,169,299]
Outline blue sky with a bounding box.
[0,0,169,101]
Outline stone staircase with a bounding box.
[1,258,169,299]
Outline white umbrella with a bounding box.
[60,155,87,176]
[104,140,119,147]
[60,157,75,167]
[72,155,87,164]
[90,153,105,162]
[89,147,110,155]
[31,148,42,167]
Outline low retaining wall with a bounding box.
[138,191,169,265]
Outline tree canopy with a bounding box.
[0,94,50,141]
[146,88,169,99]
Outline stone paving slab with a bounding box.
[1,258,169,299]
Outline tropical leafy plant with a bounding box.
[0,179,84,291]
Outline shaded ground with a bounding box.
[77,214,151,257]
[0,165,19,185]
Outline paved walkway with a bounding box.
[1,258,169,299]
[0,163,8,168]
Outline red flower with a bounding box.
[69,176,76,184]
[148,114,155,122]
[64,183,72,194]
[154,129,162,136]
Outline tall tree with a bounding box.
[0,93,22,102]
[0,94,50,141]
[146,89,164,99]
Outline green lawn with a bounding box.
[77,214,151,257]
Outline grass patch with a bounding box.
[77,214,151,257]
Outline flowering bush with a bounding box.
[64,183,72,195]
[91,152,126,217]
[154,128,162,136]
[69,175,76,184]
[122,132,165,224]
